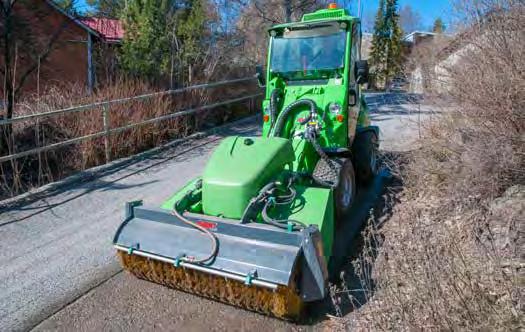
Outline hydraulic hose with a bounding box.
[271,99,317,138]
[269,97,339,187]
[171,180,219,264]
[261,202,306,231]
[272,186,296,205]
[268,89,281,136]
[305,126,340,188]
[240,182,277,223]
[242,176,306,231]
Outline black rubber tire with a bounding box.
[353,131,379,184]
[334,159,356,221]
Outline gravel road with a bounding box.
[0,93,434,332]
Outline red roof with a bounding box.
[79,18,124,43]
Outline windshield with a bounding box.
[270,31,346,75]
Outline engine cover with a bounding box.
[202,136,295,219]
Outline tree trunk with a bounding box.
[1,4,14,154]
[283,0,292,22]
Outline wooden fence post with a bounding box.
[103,105,111,163]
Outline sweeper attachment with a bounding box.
[113,4,379,320]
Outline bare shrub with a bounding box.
[346,1,524,330]
[0,73,259,198]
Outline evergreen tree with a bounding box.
[176,0,208,83]
[384,0,403,87]
[119,0,174,80]
[368,0,403,89]
[54,0,77,14]
[432,17,446,33]
[87,0,126,18]
[369,0,387,86]
[119,0,208,83]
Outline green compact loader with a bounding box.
[113,4,379,320]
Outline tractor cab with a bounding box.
[258,6,370,151]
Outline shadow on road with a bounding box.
[365,92,439,120]
[0,118,259,226]
[365,92,424,106]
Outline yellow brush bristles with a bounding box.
[117,252,304,319]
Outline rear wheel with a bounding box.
[353,131,379,184]
[334,159,356,221]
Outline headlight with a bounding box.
[328,102,342,114]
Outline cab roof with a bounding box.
[269,8,358,33]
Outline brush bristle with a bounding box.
[117,251,303,319]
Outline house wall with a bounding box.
[0,0,90,97]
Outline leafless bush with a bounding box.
[0,73,258,199]
[346,1,524,330]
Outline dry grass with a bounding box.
[334,1,524,330]
[0,75,258,198]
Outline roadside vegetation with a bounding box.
[342,1,523,330]
[0,78,256,198]
[0,0,329,198]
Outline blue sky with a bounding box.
[75,0,452,30]
[350,0,452,30]
[74,0,92,13]
[346,0,453,32]
[397,0,452,26]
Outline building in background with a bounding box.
[0,0,123,97]
[402,31,438,46]
[79,17,124,87]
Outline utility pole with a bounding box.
[283,0,292,22]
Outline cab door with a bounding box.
[347,23,360,145]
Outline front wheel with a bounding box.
[334,159,356,222]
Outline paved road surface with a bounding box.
[0,93,434,331]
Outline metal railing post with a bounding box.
[0,77,262,164]
[102,105,111,163]
[36,118,43,185]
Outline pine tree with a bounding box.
[87,0,126,18]
[119,0,173,80]
[54,0,76,14]
[119,0,209,83]
[369,0,403,89]
[432,17,445,33]
[369,0,387,87]
[176,0,207,84]
[384,0,403,87]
